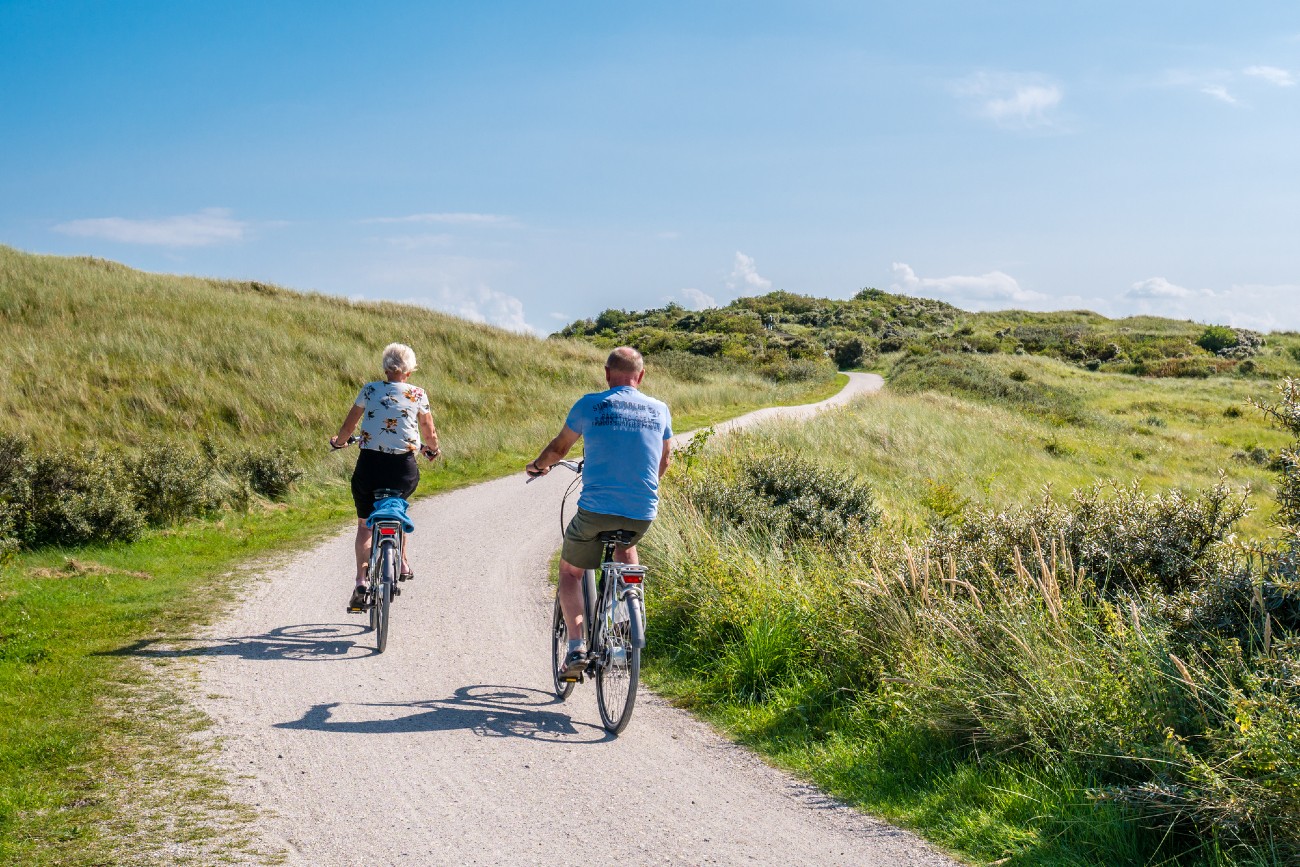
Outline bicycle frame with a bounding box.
[586,541,647,660]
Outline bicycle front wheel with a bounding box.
[595,597,640,734]
[374,546,395,653]
[550,591,574,699]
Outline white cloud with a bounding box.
[726,252,772,293]
[954,72,1064,129]
[53,208,247,247]
[1117,280,1300,330]
[432,284,536,334]
[362,212,517,226]
[1201,85,1238,104]
[1126,277,1204,299]
[680,287,717,310]
[1244,65,1296,87]
[890,262,1045,309]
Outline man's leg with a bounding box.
[614,544,638,565]
[558,558,587,639]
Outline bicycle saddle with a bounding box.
[596,529,639,545]
[373,488,405,500]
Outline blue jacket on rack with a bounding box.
[366,496,415,533]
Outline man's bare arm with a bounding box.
[527,426,581,475]
[658,439,672,479]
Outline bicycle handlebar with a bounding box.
[524,458,583,484]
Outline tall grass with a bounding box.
[641,356,1300,866]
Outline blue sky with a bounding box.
[2,1,1298,332]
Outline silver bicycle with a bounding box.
[542,459,647,734]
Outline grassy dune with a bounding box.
[0,245,820,475]
[0,244,837,864]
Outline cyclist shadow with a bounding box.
[275,684,614,744]
[99,623,378,662]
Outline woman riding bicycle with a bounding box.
[330,343,440,610]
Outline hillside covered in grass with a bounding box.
[560,288,1299,380]
[0,244,836,552]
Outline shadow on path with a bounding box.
[275,684,614,743]
[99,623,377,662]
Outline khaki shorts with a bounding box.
[561,508,653,570]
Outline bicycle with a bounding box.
[360,486,409,653]
[330,436,413,654]
[534,459,647,734]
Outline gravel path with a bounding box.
[189,372,960,866]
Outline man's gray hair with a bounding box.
[382,343,417,376]
[605,346,644,375]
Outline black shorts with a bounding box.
[350,449,419,519]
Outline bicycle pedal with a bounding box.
[391,586,401,597]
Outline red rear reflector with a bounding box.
[379,528,397,536]
[622,574,642,583]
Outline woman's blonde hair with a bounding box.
[382,343,417,376]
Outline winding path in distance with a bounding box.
[184,372,958,865]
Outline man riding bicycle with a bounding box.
[526,346,672,678]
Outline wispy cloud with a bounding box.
[1126,277,1206,299]
[383,233,454,250]
[1244,65,1296,87]
[680,287,717,310]
[953,72,1064,130]
[726,252,772,293]
[361,212,518,227]
[1201,84,1239,105]
[53,208,248,247]
[891,262,1046,309]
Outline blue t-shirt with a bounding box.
[564,386,673,521]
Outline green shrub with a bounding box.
[1198,324,1239,354]
[124,448,229,526]
[23,448,145,547]
[921,481,1249,594]
[230,447,303,500]
[685,451,879,548]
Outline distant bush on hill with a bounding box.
[558,288,1289,379]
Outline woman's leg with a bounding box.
[354,519,370,583]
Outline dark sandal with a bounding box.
[347,585,369,612]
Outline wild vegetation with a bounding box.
[641,346,1300,866]
[0,244,839,864]
[560,289,1296,380]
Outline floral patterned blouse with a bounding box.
[353,381,432,454]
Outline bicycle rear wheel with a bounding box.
[595,591,640,734]
[550,591,574,699]
[374,545,394,653]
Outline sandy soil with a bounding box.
[187,372,960,865]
